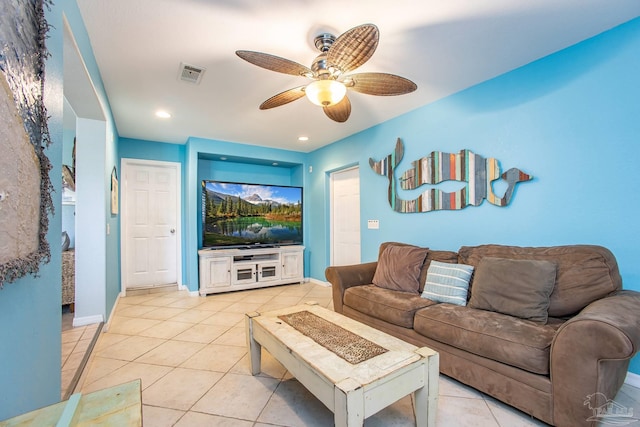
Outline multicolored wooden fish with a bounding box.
[369,138,532,213]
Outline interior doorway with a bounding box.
[121,159,182,291]
[330,166,361,266]
[61,15,107,397]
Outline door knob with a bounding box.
[170,228,176,234]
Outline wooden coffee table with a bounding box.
[245,303,438,426]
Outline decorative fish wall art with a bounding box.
[369,138,533,213]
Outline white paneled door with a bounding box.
[330,166,361,266]
[122,159,181,289]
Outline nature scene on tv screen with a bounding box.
[202,181,302,247]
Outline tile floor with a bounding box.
[61,306,101,400]
[72,282,640,426]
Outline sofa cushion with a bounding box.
[468,257,556,323]
[458,244,622,317]
[343,284,436,328]
[378,243,458,294]
[372,244,429,294]
[414,304,563,375]
[421,261,474,306]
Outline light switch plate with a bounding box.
[367,219,380,229]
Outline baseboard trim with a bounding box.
[308,277,331,287]
[625,371,640,388]
[72,314,104,327]
[102,291,123,332]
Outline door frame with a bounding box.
[329,165,361,266]
[121,158,182,294]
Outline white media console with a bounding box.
[198,245,304,295]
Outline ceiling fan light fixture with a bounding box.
[305,79,346,107]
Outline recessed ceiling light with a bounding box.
[298,136,309,142]
[155,110,171,119]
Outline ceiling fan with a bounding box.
[236,23,417,123]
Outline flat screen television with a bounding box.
[202,180,303,248]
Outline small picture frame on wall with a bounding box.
[111,166,119,215]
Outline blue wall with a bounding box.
[306,18,640,372]
[0,0,120,419]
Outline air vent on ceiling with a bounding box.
[178,62,205,84]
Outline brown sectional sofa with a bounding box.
[325,242,640,426]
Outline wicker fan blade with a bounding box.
[327,24,379,74]
[345,72,417,96]
[259,86,307,110]
[236,50,313,77]
[323,95,351,122]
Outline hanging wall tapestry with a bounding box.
[369,138,532,213]
[0,0,53,287]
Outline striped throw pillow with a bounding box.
[421,260,474,306]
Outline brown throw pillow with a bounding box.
[372,244,429,294]
[468,257,557,323]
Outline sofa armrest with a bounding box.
[550,290,640,426]
[325,262,377,313]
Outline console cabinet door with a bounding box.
[258,261,281,282]
[232,263,257,285]
[281,251,303,280]
[202,256,231,291]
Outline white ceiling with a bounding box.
[74,0,640,152]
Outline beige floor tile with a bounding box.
[264,296,302,308]
[116,304,158,318]
[169,309,216,324]
[138,320,193,340]
[174,412,254,427]
[136,340,206,367]
[304,285,332,297]
[256,302,299,313]
[62,329,85,344]
[75,283,640,427]
[62,352,85,372]
[172,323,231,344]
[141,406,184,427]
[191,373,279,420]
[60,374,74,398]
[181,344,247,373]
[230,349,287,379]
[95,335,166,361]
[143,367,223,410]
[82,361,172,394]
[366,395,416,427]
[167,297,207,309]
[138,306,186,320]
[199,311,246,326]
[213,326,246,347]
[439,375,484,399]
[118,294,162,305]
[197,299,236,312]
[61,341,75,364]
[277,283,314,296]
[204,292,246,302]
[72,338,94,355]
[436,395,499,427]
[107,317,162,335]
[140,295,184,307]
[484,396,548,426]
[257,378,334,427]
[80,355,129,386]
[303,297,332,308]
[235,293,275,304]
[223,301,264,314]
